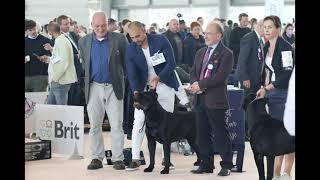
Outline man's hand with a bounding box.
[189,81,201,94]
[43,43,53,52]
[150,76,160,90]
[39,55,49,64]
[243,80,251,89]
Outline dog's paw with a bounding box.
[144,166,154,172]
[193,160,201,166]
[160,168,169,174]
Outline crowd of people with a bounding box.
[25,11,295,180]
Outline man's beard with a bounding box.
[136,36,146,46]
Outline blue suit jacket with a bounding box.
[125,33,179,92]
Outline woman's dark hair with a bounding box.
[263,15,281,29]
[282,23,294,36]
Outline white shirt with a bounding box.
[141,47,158,85]
[283,68,295,136]
[265,55,276,82]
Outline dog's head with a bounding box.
[133,90,158,111]
[242,93,268,114]
[243,93,269,132]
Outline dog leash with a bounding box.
[139,120,146,133]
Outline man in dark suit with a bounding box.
[229,13,251,70]
[235,19,265,140]
[189,22,234,176]
[78,12,128,170]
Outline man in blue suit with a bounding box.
[124,21,179,171]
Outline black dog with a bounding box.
[243,94,295,180]
[133,90,201,174]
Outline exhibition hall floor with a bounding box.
[25,132,295,180]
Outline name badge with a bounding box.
[281,51,293,69]
[50,54,62,64]
[150,52,166,66]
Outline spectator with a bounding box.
[233,22,239,29]
[282,23,295,45]
[74,24,87,38]
[56,15,84,106]
[235,19,265,141]
[197,16,204,35]
[221,18,232,48]
[179,19,188,39]
[163,19,184,67]
[80,25,87,34]
[148,26,157,34]
[41,24,51,39]
[150,22,159,33]
[182,21,205,69]
[25,19,53,92]
[227,20,233,29]
[256,15,295,180]
[249,18,257,31]
[229,13,251,70]
[78,11,128,170]
[108,18,119,32]
[122,19,132,43]
[39,23,77,105]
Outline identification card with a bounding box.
[50,54,62,64]
[150,52,166,66]
[281,51,293,69]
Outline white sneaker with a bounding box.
[272,176,281,180]
[280,173,292,180]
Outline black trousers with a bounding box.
[123,79,134,136]
[194,95,233,169]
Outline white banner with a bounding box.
[35,104,84,156]
[265,0,284,20]
[25,92,49,104]
[25,92,49,134]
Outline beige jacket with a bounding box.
[48,34,77,85]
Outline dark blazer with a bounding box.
[78,32,129,103]
[262,37,294,89]
[190,41,234,109]
[235,31,264,89]
[229,27,251,69]
[163,30,184,64]
[125,33,179,92]
[182,33,205,67]
[69,31,80,47]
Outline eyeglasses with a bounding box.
[204,32,219,36]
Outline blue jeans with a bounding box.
[47,82,71,105]
[266,88,288,121]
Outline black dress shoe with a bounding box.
[218,168,231,176]
[190,167,213,174]
[87,159,103,170]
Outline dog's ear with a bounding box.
[152,91,158,100]
[133,91,141,101]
